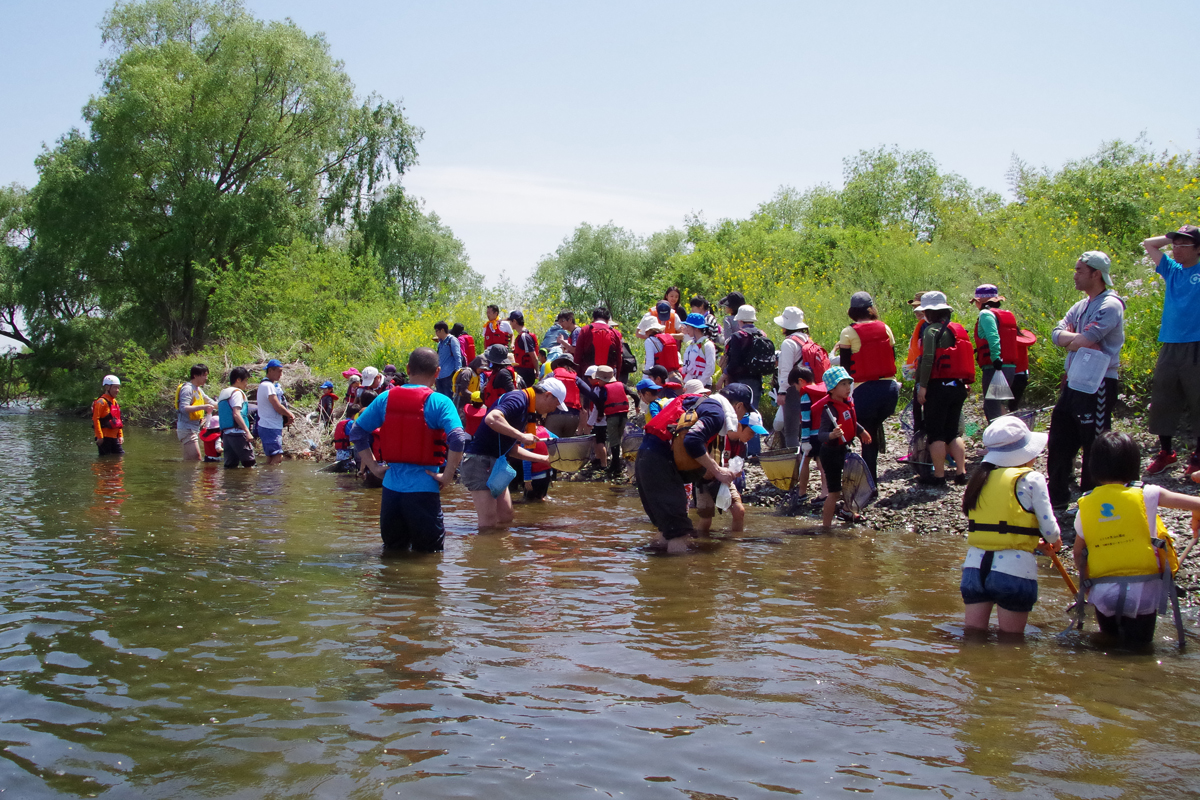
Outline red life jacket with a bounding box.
[530,426,551,475]
[552,367,582,410]
[653,333,681,371]
[333,418,353,451]
[645,394,706,443]
[846,321,897,382]
[463,403,486,436]
[458,333,477,364]
[375,386,447,466]
[602,381,629,415]
[587,321,620,369]
[788,334,831,385]
[200,426,222,457]
[482,366,517,407]
[483,319,510,348]
[514,330,539,369]
[95,396,123,430]
[802,382,828,404]
[811,394,857,443]
[973,308,1019,366]
[930,322,977,383]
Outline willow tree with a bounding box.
[28,0,419,352]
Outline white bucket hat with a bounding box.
[682,379,711,395]
[773,306,807,330]
[981,415,1048,467]
[735,305,757,323]
[915,291,952,312]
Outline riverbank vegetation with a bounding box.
[1,0,1197,419]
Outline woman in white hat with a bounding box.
[773,306,814,448]
[913,291,975,486]
[960,415,1060,636]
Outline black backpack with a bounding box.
[620,340,638,378]
[742,330,777,376]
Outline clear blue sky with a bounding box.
[3,0,1197,286]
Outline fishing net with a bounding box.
[841,452,876,513]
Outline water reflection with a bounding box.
[0,415,1198,797]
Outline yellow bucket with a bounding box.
[759,448,800,491]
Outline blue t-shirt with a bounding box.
[1156,254,1200,343]
[467,390,530,457]
[349,385,464,494]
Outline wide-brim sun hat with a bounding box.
[915,291,952,312]
[682,379,711,395]
[683,312,708,329]
[981,415,1048,467]
[773,306,806,330]
[594,365,616,383]
[485,344,509,365]
[734,305,757,323]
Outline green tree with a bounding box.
[28,0,419,353]
[0,184,34,352]
[529,223,664,322]
[361,186,481,303]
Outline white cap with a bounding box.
[981,415,1049,467]
[537,377,569,412]
[584,366,599,378]
[102,374,121,386]
[361,366,379,384]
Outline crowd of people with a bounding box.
[92,226,1200,645]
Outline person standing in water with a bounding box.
[176,363,216,462]
[960,416,1060,637]
[92,375,125,456]
[353,347,470,553]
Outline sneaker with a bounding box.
[1146,450,1178,475]
[1185,453,1200,479]
[953,473,969,486]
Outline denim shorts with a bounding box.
[259,426,284,456]
[960,565,1038,613]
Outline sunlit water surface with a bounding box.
[1,413,1198,799]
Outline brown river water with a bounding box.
[1,412,1199,798]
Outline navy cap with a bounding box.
[720,383,755,410]
[655,301,671,321]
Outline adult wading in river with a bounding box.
[635,384,748,553]
[92,375,125,456]
[459,380,566,529]
[175,363,216,462]
[353,348,469,553]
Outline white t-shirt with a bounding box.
[256,380,285,430]
[1074,484,1169,618]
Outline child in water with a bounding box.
[524,425,555,501]
[332,403,361,472]
[813,367,871,530]
[1073,431,1200,646]
[199,416,223,463]
[960,416,1060,636]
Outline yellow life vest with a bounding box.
[175,383,209,422]
[966,467,1042,552]
[1078,483,1179,580]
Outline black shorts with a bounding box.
[923,380,968,444]
[594,424,607,444]
[525,474,551,500]
[634,445,694,540]
[379,488,445,552]
[819,443,846,492]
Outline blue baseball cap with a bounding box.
[636,378,660,393]
[684,312,707,329]
[265,358,283,370]
[320,380,334,389]
[740,411,769,435]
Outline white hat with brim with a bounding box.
[981,415,1048,467]
[915,291,952,312]
[773,306,807,330]
[682,379,711,395]
[735,305,757,323]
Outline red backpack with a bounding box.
[458,334,477,364]
[590,322,620,369]
[790,334,831,385]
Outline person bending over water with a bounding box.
[459,380,566,529]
